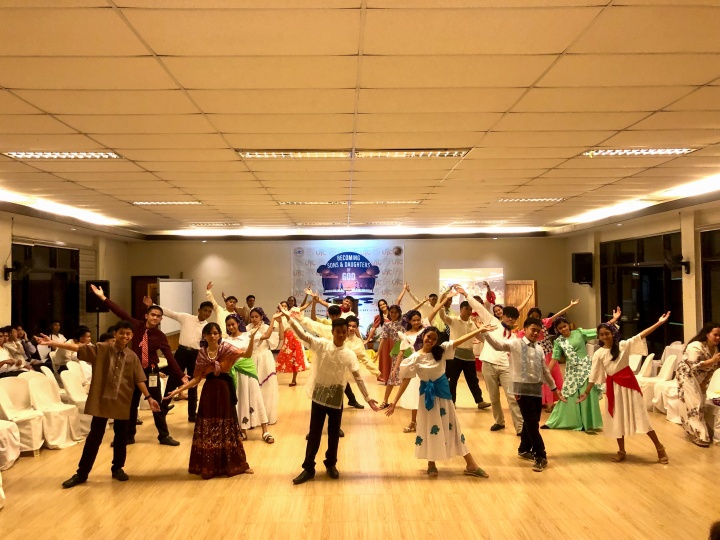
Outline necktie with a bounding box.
[140,330,149,368]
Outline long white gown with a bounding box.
[590,334,653,439]
[399,341,469,461]
[246,323,279,425]
[225,334,268,430]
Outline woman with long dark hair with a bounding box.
[165,322,258,479]
[677,322,720,447]
[378,305,404,407]
[247,307,280,425]
[578,313,670,464]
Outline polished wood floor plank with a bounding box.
[1,370,718,539]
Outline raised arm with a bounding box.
[310,295,320,321]
[607,306,622,326]
[143,295,183,321]
[455,285,494,324]
[639,312,671,340]
[408,296,429,313]
[279,305,315,344]
[548,298,580,324]
[428,289,456,324]
[35,334,80,352]
[314,295,331,309]
[517,290,533,311]
[205,282,221,312]
[455,323,496,348]
[91,283,136,323]
[405,283,422,305]
[259,315,278,341]
[476,323,511,352]
[395,283,408,306]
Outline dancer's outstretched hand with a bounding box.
[385,402,396,416]
[367,399,380,412]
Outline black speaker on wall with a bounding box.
[572,253,593,285]
[85,280,110,313]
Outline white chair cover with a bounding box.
[22,374,83,449]
[660,342,684,365]
[638,354,677,411]
[37,344,51,361]
[40,366,70,404]
[652,379,681,423]
[629,354,643,373]
[0,380,44,452]
[0,419,21,470]
[60,370,92,436]
[78,360,92,384]
[705,370,720,444]
[637,353,656,378]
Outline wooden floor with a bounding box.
[1,371,718,540]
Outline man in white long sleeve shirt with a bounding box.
[149,297,213,422]
[205,281,239,337]
[479,317,559,472]
[0,329,23,377]
[282,310,379,484]
[458,285,524,434]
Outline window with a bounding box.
[701,229,720,323]
[600,233,683,356]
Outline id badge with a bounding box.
[149,375,158,388]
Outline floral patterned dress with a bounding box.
[379,320,403,385]
[677,341,719,444]
[399,341,469,461]
[276,328,307,374]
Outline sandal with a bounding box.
[692,438,710,448]
[262,432,275,444]
[240,431,248,441]
[657,445,669,464]
[611,451,626,462]
[403,422,416,433]
[463,467,489,478]
[379,402,389,410]
[427,465,438,477]
[289,382,297,387]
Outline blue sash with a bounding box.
[419,374,452,411]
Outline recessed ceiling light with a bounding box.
[237,149,469,160]
[354,149,468,159]
[279,201,344,206]
[0,188,125,226]
[70,228,77,231]
[362,222,400,226]
[2,151,122,159]
[201,240,207,243]
[497,198,565,203]
[133,201,202,205]
[188,222,242,227]
[296,222,346,226]
[582,148,695,157]
[659,174,720,198]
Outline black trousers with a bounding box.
[163,346,198,419]
[517,395,545,459]
[344,383,357,404]
[302,401,343,473]
[445,357,484,404]
[127,366,170,441]
[77,416,129,479]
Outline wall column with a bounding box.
[680,210,701,340]
[0,217,11,322]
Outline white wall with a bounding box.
[126,236,572,320]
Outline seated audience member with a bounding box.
[53,326,92,374]
[99,332,115,345]
[0,327,25,377]
[49,320,66,350]
[13,324,42,371]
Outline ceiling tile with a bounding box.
[91,133,228,149]
[0,133,106,151]
[189,89,355,114]
[364,8,601,54]
[513,86,694,112]
[494,112,647,131]
[208,114,354,134]
[357,113,500,133]
[0,115,77,134]
[225,133,353,149]
[28,160,144,172]
[630,111,720,131]
[123,8,361,55]
[355,132,481,148]
[57,114,216,134]
[13,90,198,114]
[0,91,42,114]
[600,130,720,148]
[358,89,524,113]
[479,131,613,148]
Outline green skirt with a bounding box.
[544,380,603,431]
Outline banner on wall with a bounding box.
[292,241,404,330]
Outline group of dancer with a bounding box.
[32,278,720,487]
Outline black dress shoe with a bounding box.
[62,474,86,489]
[347,401,365,409]
[159,436,180,446]
[490,424,505,432]
[188,415,197,423]
[111,468,129,481]
[136,418,144,425]
[110,438,134,448]
[326,466,340,479]
[292,470,315,485]
[339,429,345,437]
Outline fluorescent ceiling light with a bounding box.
[352,200,420,205]
[452,220,508,225]
[238,150,351,159]
[564,199,655,224]
[354,149,468,159]
[188,222,242,227]
[0,188,125,226]
[237,149,468,159]
[660,174,720,198]
[279,200,420,206]
[2,151,121,159]
[497,198,564,203]
[582,148,694,157]
[133,201,201,205]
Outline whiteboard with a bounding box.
[158,279,193,335]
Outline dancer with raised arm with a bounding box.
[36,322,161,488]
[89,283,187,446]
[165,323,258,479]
[386,324,493,478]
[279,305,379,484]
[247,307,280,425]
[577,313,671,464]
